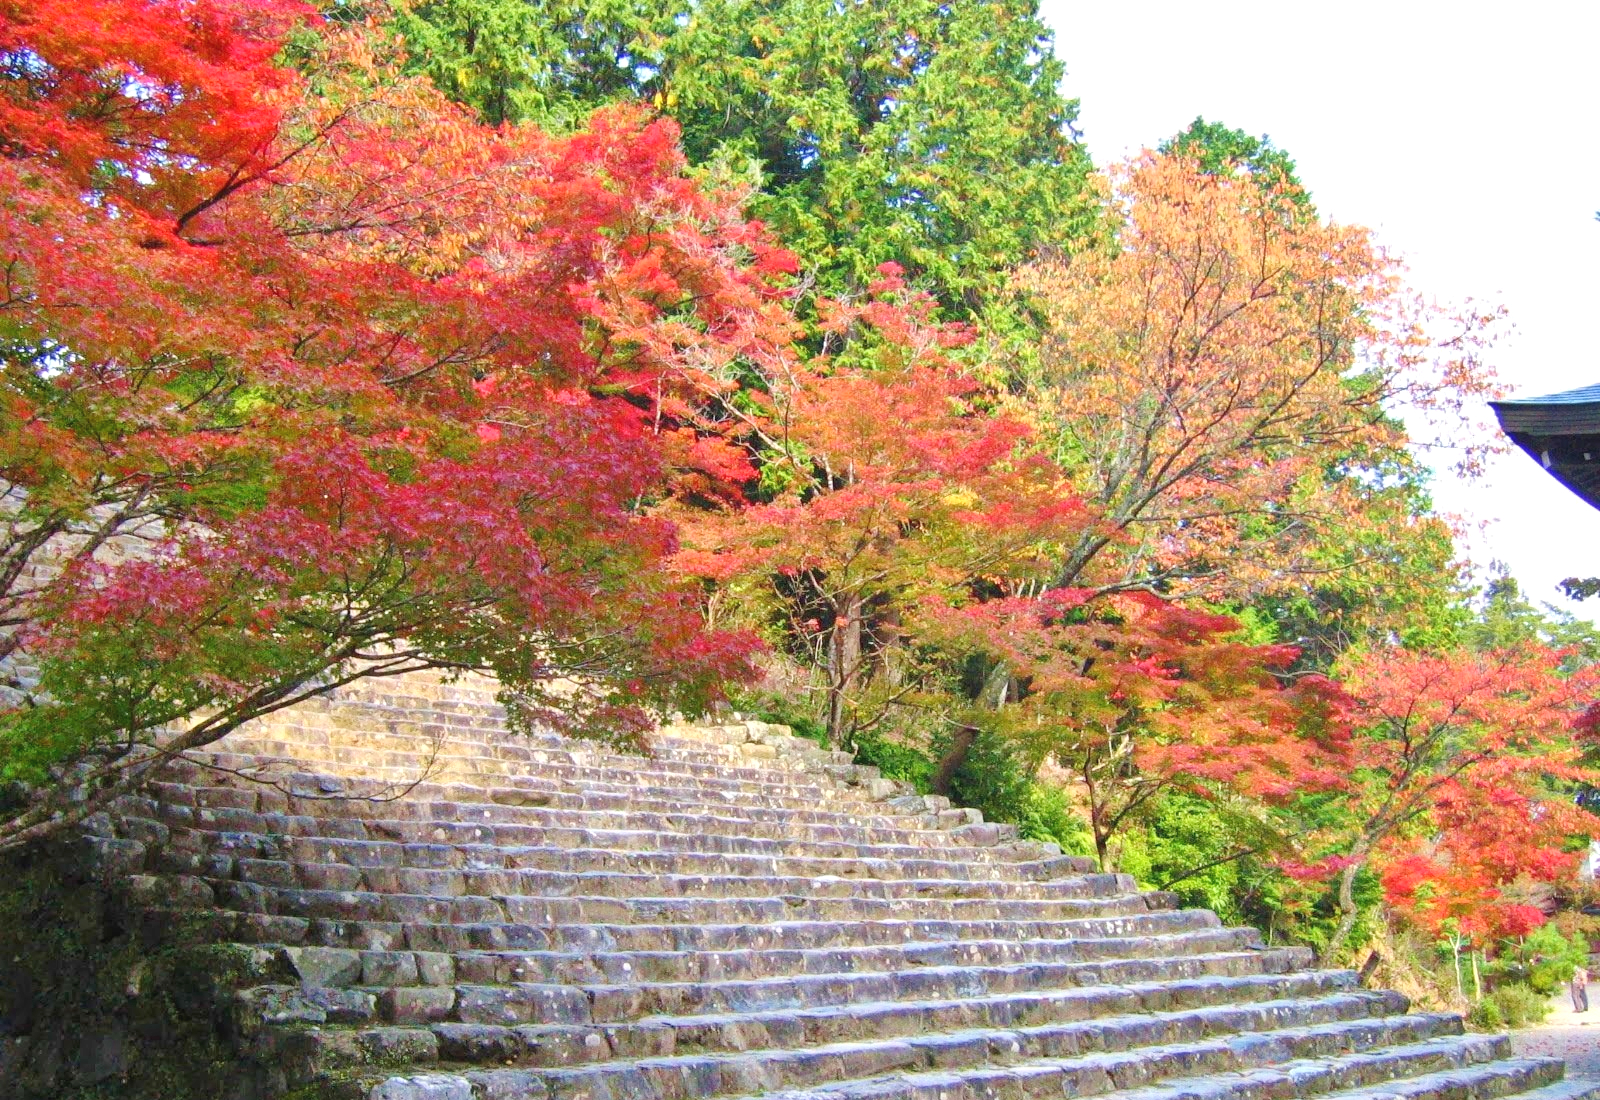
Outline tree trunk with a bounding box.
[825,594,863,743]
[1093,817,1112,873]
[931,725,977,796]
[1320,849,1369,966]
[929,662,1010,795]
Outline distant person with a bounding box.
[1572,966,1590,1013]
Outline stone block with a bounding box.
[368,1074,473,1100]
[305,987,377,1024]
[358,1027,440,1064]
[414,952,455,986]
[380,987,456,1025]
[433,1023,519,1062]
[363,951,421,987]
[281,946,363,987]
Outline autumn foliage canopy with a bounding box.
[0,0,793,847]
[2,0,1594,976]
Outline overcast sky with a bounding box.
[1039,0,1600,618]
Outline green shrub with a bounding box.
[1471,983,1550,1030]
[848,728,1092,855]
[1017,781,1095,857]
[1517,924,1589,996]
[939,729,1034,828]
[852,732,935,793]
[1468,995,1503,1031]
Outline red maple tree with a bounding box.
[0,2,789,848]
[917,588,1351,869]
[1311,645,1600,961]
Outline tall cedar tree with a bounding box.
[0,1,799,850]
[381,0,1095,319]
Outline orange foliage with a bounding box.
[1011,153,1504,601]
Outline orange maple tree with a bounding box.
[1009,153,1503,608]
[676,267,1083,740]
[1305,645,1600,961]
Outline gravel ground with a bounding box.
[1510,988,1600,1079]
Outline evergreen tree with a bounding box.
[382,0,1096,317]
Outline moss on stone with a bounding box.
[0,844,261,1100]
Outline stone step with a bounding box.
[242,692,844,766]
[180,737,900,809]
[157,757,917,817]
[172,741,892,801]
[1326,1074,1600,1100]
[136,905,1218,957]
[358,1008,1476,1100]
[148,850,1136,904]
[241,691,821,754]
[205,730,868,790]
[109,821,1081,885]
[1100,1052,1562,1100]
[686,1033,1515,1100]
[274,926,1265,991]
[150,829,1087,884]
[126,873,1175,931]
[244,970,1375,1082]
[147,771,984,834]
[120,810,1057,870]
[134,791,1015,852]
[513,948,1316,1024]
[246,947,1322,1032]
[262,989,1410,1085]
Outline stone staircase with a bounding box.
[78,671,1598,1100]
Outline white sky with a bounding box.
[1040,0,1600,620]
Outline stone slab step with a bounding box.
[117,811,1059,869]
[409,947,1313,1027]
[150,906,1215,956]
[146,772,975,838]
[575,947,1315,1022]
[1101,1052,1562,1100]
[144,829,1090,884]
[1383,1075,1600,1100]
[268,991,1418,1084]
[197,734,872,795]
[546,1012,1465,1100]
[300,926,1266,990]
[694,1033,1514,1100]
[137,793,1013,851]
[169,751,909,820]
[247,975,1385,1086]
[127,873,1173,928]
[393,1015,1483,1100]
[238,926,1261,996]
[237,696,848,768]
[154,854,1136,904]
[235,957,1337,1041]
[152,766,914,822]
[570,970,1370,1055]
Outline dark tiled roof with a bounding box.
[1494,382,1600,406]
[1492,384,1600,436]
[1491,383,1600,510]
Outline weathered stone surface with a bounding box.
[368,1074,472,1100]
[49,667,1578,1100]
[379,986,456,1024]
[281,946,363,987]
